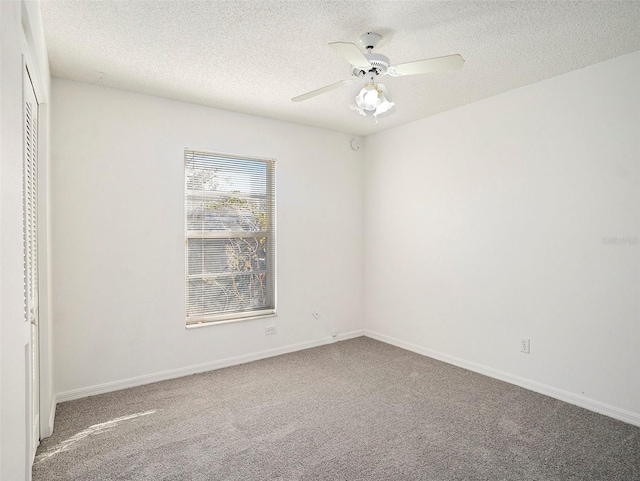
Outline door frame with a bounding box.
[21,24,52,469]
[23,57,41,467]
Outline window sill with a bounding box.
[185,312,277,330]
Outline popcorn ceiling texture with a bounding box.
[41,0,640,136]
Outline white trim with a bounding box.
[41,395,56,438]
[22,10,54,447]
[54,328,640,427]
[185,312,277,329]
[363,330,640,428]
[56,330,365,402]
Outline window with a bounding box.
[185,150,276,325]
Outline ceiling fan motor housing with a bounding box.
[352,52,390,77]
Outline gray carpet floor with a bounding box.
[33,337,640,480]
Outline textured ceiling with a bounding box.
[41,1,640,137]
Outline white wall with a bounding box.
[51,79,364,397]
[0,3,25,476]
[50,44,638,429]
[1,0,52,479]
[364,51,640,422]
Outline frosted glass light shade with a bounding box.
[352,82,395,119]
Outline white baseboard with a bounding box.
[56,330,365,403]
[363,329,640,428]
[55,328,639,428]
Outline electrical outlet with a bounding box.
[265,325,277,335]
[311,311,321,320]
[520,338,530,354]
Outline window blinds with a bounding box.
[185,150,276,325]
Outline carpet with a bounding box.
[33,337,640,480]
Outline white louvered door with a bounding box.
[23,64,40,461]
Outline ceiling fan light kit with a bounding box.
[292,32,464,123]
[352,82,395,120]
[356,83,383,110]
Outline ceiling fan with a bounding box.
[291,32,464,121]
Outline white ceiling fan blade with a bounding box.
[291,79,354,102]
[329,42,372,69]
[388,54,465,77]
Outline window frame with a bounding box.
[184,149,276,327]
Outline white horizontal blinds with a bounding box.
[185,150,276,324]
[23,85,38,325]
